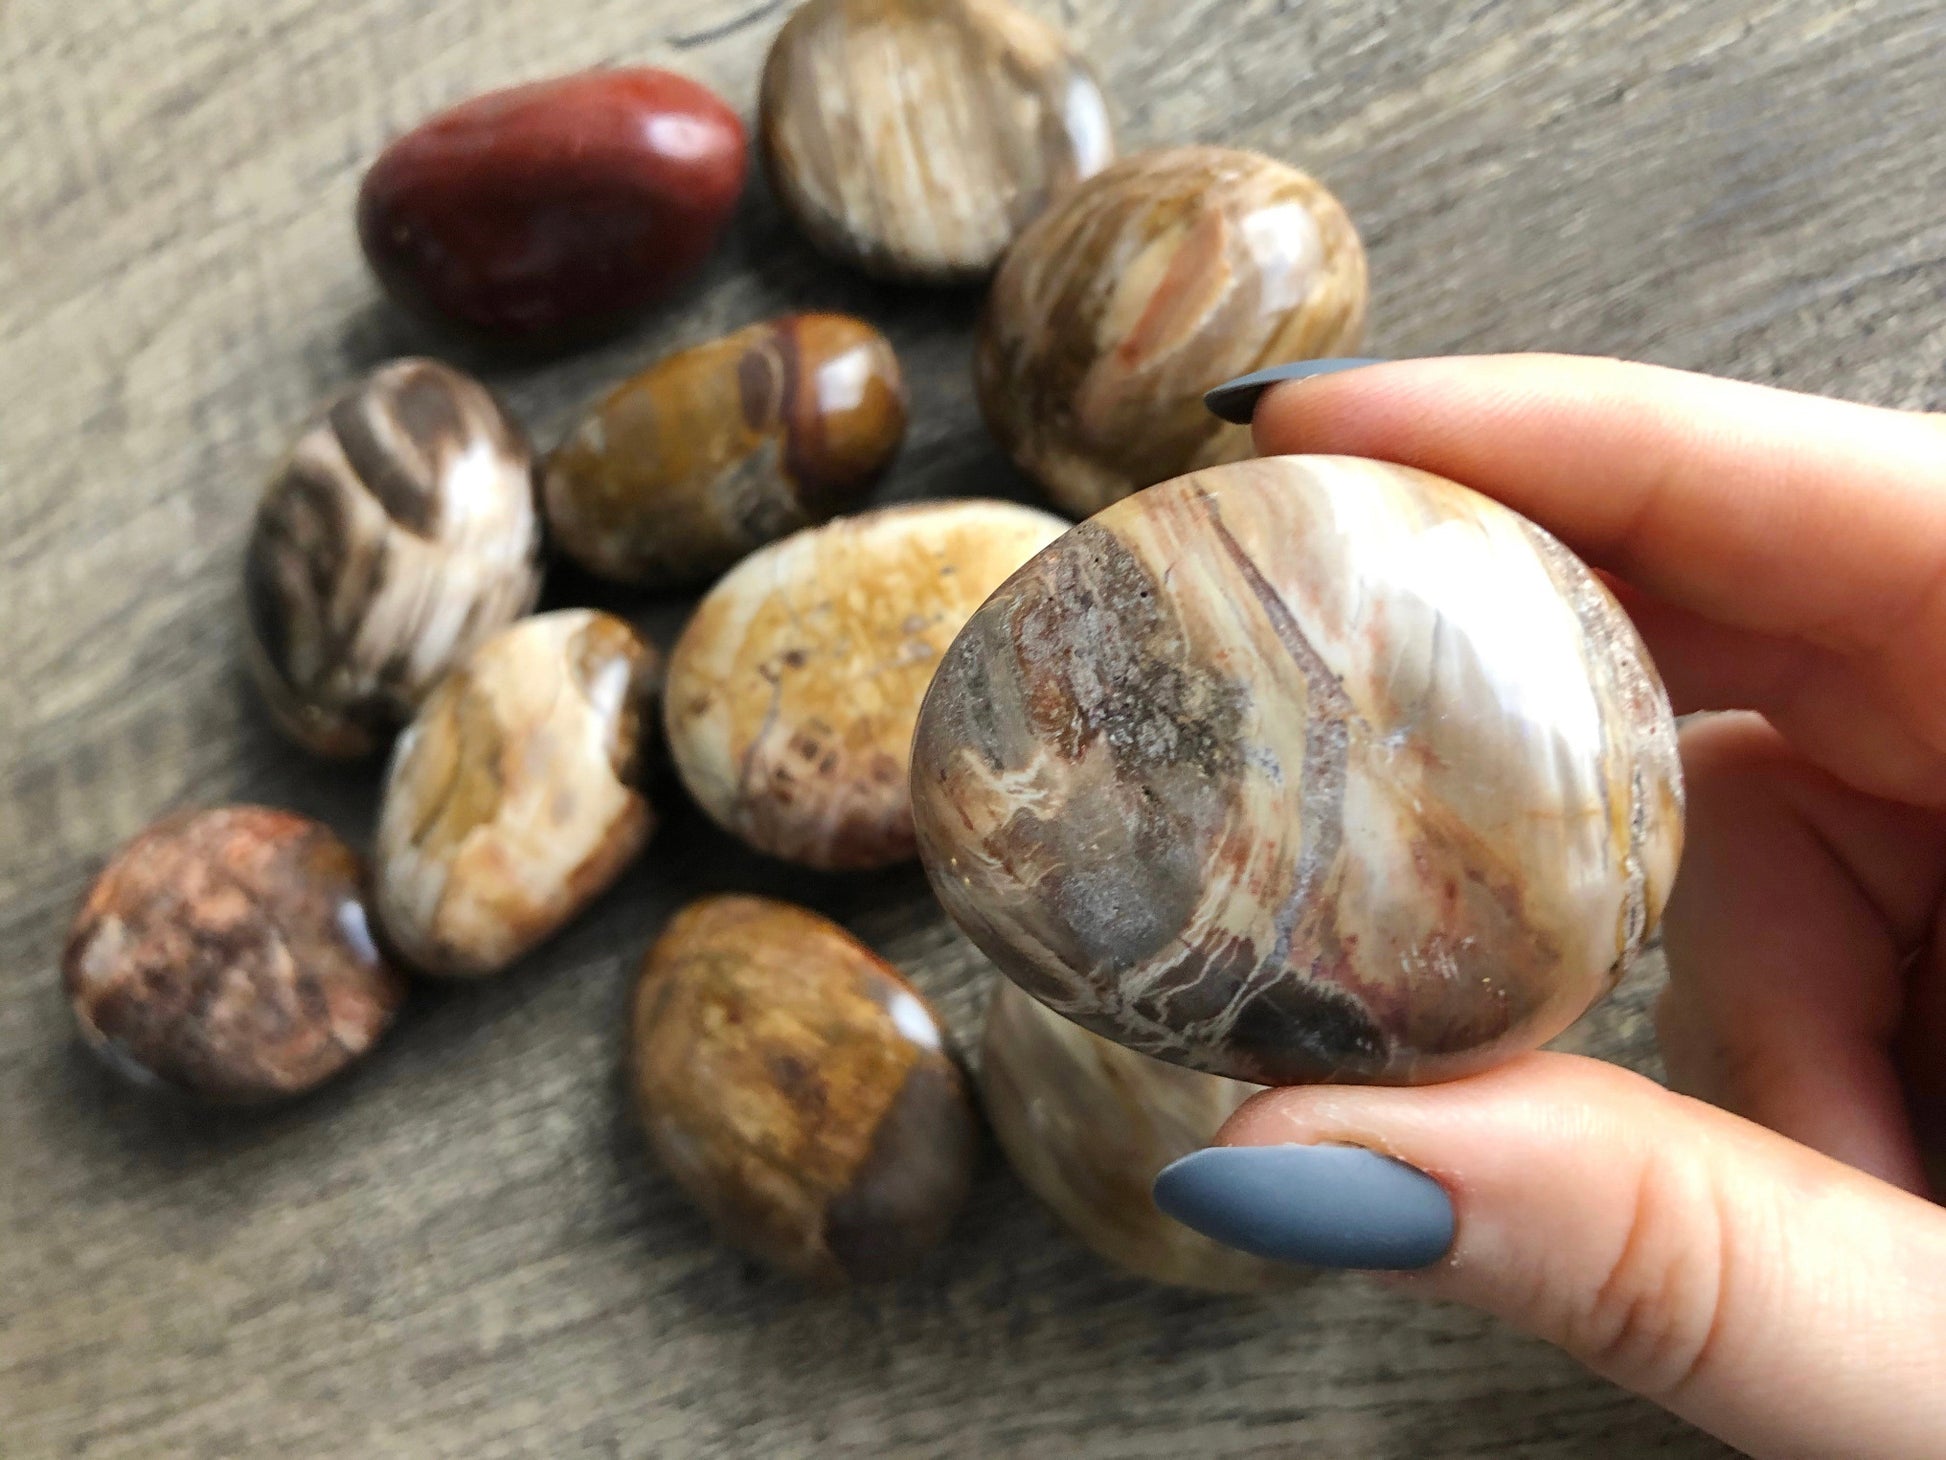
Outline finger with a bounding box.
[1658,712,1946,1193]
[1248,355,1946,658]
[1158,1054,1946,1460]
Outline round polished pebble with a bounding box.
[976,146,1368,516]
[245,359,543,758]
[358,68,747,345]
[374,610,661,977]
[63,806,405,1102]
[543,314,908,591]
[631,895,976,1285]
[759,0,1114,283]
[914,456,1685,1086]
[981,979,1296,1292]
[665,500,1069,870]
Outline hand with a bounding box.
[1156,356,1946,1460]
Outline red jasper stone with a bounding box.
[357,68,748,346]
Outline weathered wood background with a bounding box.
[4,0,1942,1454]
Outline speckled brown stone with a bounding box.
[976,146,1368,516]
[62,806,406,1102]
[244,358,543,759]
[631,895,976,1285]
[543,314,907,591]
[914,456,1685,1086]
[374,610,661,977]
[759,0,1114,283]
[663,500,1069,871]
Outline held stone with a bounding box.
[664,500,1069,871]
[374,610,661,977]
[245,358,543,758]
[63,807,406,1102]
[759,0,1114,283]
[976,146,1368,516]
[913,456,1685,1087]
[543,314,908,591]
[981,979,1298,1293]
[357,68,747,345]
[631,895,976,1285]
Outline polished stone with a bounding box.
[759,0,1114,283]
[358,68,747,345]
[63,806,405,1102]
[977,146,1368,516]
[374,610,661,977]
[914,456,1685,1086]
[544,314,907,591]
[631,894,976,1285]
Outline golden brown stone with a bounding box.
[374,610,660,977]
[981,980,1296,1292]
[244,358,543,758]
[914,456,1685,1086]
[976,146,1368,516]
[62,806,405,1102]
[631,895,975,1285]
[664,500,1068,870]
[543,314,907,591]
[759,0,1114,283]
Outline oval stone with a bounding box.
[759,0,1114,282]
[374,610,661,977]
[913,456,1685,1087]
[665,499,1069,870]
[63,806,405,1102]
[631,895,976,1285]
[976,146,1368,517]
[981,979,1296,1292]
[357,69,748,345]
[543,314,908,591]
[245,358,543,758]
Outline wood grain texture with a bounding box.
[2,0,1940,1455]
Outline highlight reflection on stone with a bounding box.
[759,0,1114,283]
[976,146,1367,517]
[664,500,1069,870]
[914,456,1685,1086]
[543,314,907,591]
[374,610,660,977]
[245,359,542,758]
[631,895,976,1285]
[981,980,1295,1292]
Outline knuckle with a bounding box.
[1567,1147,1732,1400]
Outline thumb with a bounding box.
[1154,1052,1946,1460]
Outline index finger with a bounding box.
[1245,355,1946,658]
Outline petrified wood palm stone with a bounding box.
[631,895,976,1285]
[913,456,1685,1087]
[245,358,543,758]
[63,807,405,1101]
[759,0,1114,283]
[374,610,660,977]
[543,314,907,590]
[664,499,1068,870]
[981,980,1296,1292]
[976,146,1367,517]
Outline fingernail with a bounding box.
[1203,358,1389,424]
[1152,1145,1454,1270]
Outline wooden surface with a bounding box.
[3,1,1942,1455]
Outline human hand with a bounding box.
[1152,356,1946,1460]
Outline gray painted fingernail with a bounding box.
[1152,1145,1454,1270]
[1203,358,1389,424]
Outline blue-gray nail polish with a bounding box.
[1203,358,1389,424]
[1152,1145,1454,1270]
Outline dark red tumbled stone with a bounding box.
[357,68,748,346]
